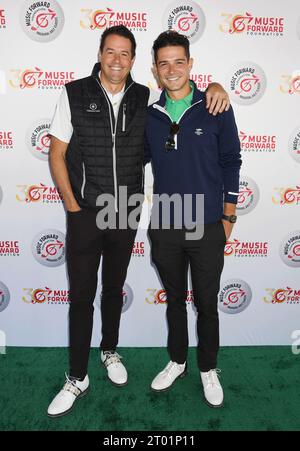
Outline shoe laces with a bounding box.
[103,351,122,367]
[165,361,184,375]
[62,373,82,396]
[203,369,221,388]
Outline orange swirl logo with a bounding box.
[9,68,75,90]
[224,239,240,256]
[20,68,43,89]
[16,184,62,204]
[145,289,194,305]
[22,287,69,304]
[272,187,300,205]
[91,8,114,29]
[229,13,253,33]
[80,8,147,31]
[220,12,284,36]
[280,74,300,95]
[263,288,300,304]
[155,289,167,304]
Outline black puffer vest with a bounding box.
[65,63,150,209]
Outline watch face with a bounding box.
[230,215,237,223]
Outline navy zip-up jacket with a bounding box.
[144,82,242,224]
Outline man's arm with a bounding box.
[217,106,242,239]
[222,203,236,240]
[206,82,230,116]
[49,136,81,212]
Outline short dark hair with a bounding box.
[153,30,190,63]
[100,25,136,58]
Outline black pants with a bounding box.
[66,209,137,379]
[148,222,226,372]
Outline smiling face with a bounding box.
[154,45,193,100]
[99,34,135,92]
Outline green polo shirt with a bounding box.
[165,82,194,122]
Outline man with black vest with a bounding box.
[47,25,230,418]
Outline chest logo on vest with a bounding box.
[195,128,203,136]
[86,103,100,113]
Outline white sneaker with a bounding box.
[200,369,224,408]
[101,351,128,386]
[151,361,187,392]
[47,374,89,418]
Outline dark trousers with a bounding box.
[148,222,226,372]
[66,209,137,379]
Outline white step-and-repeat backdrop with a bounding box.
[0,0,299,348]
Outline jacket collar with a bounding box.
[91,62,134,90]
[155,79,205,107]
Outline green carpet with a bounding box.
[0,346,299,431]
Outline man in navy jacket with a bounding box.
[145,31,242,408]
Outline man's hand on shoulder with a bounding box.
[206,82,230,116]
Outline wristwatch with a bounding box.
[222,214,237,223]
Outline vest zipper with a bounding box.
[153,100,203,150]
[122,103,126,132]
[81,162,86,199]
[95,79,134,212]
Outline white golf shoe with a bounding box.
[151,361,187,392]
[101,351,128,386]
[200,369,224,408]
[47,374,89,418]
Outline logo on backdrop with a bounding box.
[279,231,300,268]
[272,186,300,206]
[228,62,266,105]
[237,176,260,215]
[22,287,69,304]
[280,71,300,95]
[0,241,20,257]
[9,68,75,90]
[0,131,14,150]
[163,1,205,43]
[20,0,64,42]
[0,281,10,312]
[224,240,268,258]
[239,131,277,153]
[190,73,214,91]
[218,279,252,314]
[96,282,134,313]
[16,184,63,204]
[145,288,194,305]
[288,126,300,163]
[80,7,148,31]
[132,241,144,257]
[26,120,51,160]
[263,287,300,305]
[31,229,65,267]
[219,12,284,37]
[0,9,6,29]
